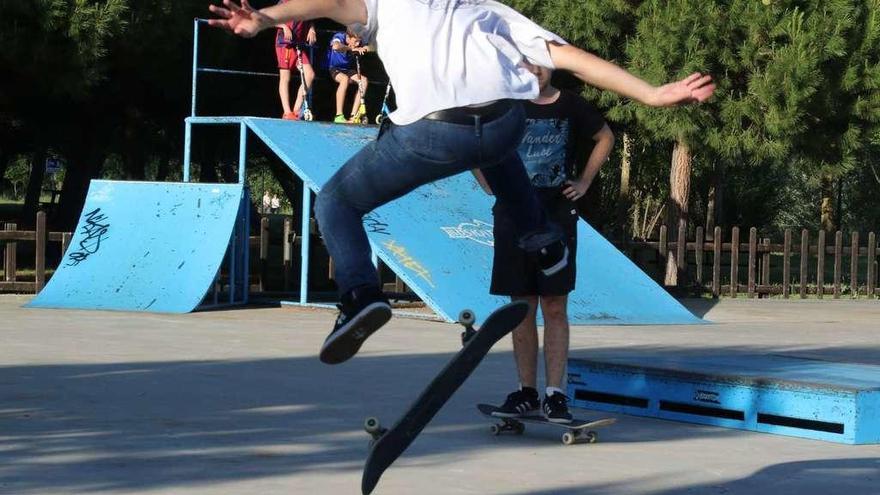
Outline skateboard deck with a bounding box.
[477,403,617,445]
[361,301,529,495]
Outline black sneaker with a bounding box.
[543,391,573,424]
[491,387,540,418]
[319,285,392,365]
[538,240,569,276]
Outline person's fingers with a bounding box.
[681,72,703,86]
[691,81,716,102]
[223,0,244,14]
[240,0,254,11]
[208,5,232,18]
[686,74,713,91]
[206,18,231,29]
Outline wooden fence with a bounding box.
[624,221,879,299]
[253,216,409,294]
[4,211,878,301]
[1,212,71,293]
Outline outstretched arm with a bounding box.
[547,42,715,107]
[208,0,367,37]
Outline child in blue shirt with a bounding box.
[328,30,368,123]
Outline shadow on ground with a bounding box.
[1,343,878,493]
[504,457,880,494]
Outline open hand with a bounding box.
[650,73,716,107]
[307,26,317,45]
[207,0,272,38]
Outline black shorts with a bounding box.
[330,68,357,80]
[490,188,578,297]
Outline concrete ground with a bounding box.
[2,296,879,495]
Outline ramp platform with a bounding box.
[27,180,247,313]
[568,354,880,444]
[239,117,700,325]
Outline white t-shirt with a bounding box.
[350,0,566,125]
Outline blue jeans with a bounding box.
[315,102,563,295]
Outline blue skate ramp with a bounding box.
[245,117,699,325]
[27,180,244,313]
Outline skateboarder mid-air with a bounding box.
[474,66,614,423]
[207,0,715,366]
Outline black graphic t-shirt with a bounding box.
[518,90,606,188]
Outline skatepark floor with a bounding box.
[3,296,879,495]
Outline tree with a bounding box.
[1,0,128,225]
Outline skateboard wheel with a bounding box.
[458,309,476,326]
[490,424,501,436]
[585,431,598,443]
[361,116,369,125]
[303,110,314,121]
[364,417,382,434]
[561,432,576,446]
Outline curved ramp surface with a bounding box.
[27,180,243,313]
[245,117,700,325]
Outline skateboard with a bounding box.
[477,403,617,445]
[361,300,529,495]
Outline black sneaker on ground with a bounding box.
[319,285,392,365]
[491,387,541,418]
[543,391,573,423]
[538,240,569,276]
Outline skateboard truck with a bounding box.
[490,417,600,445]
[458,309,476,346]
[364,417,388,447]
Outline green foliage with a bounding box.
[1,0,878,235]
[247,158,292,213]
[0,0,128,101]
[4,156,32,199]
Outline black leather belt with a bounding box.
[423,100,514,125]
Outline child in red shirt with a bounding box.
[274,3,315,119]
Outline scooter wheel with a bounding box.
[375,115,384,125]
[303,110,314,122]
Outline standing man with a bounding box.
[476,66,614,423]
[207,0,715,365]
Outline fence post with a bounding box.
[730,226,740,297]
[850,232,859,298]
[783,229,792,298]
[762,238,771,292]
[695,226,704,290]
[833,230,843,299]
[868,232,876,299]
[283,217,293,292]
[676,218,687,286]
[712,227,721,298]
[817,230,826,299]
[659,225,667,285]
[4,223,16,283]
[800,229,809,299]
[61,232,72,259]
[35,212,46,292]
[259,217,269,292]
[747,227,757,298]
